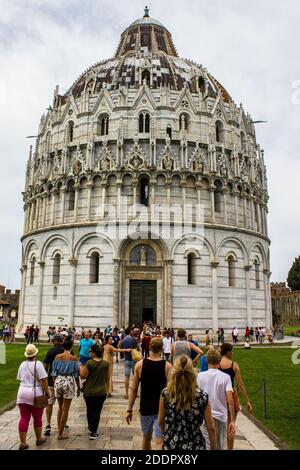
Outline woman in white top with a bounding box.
[16,344,49,450]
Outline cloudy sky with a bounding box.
[0,0,299,289]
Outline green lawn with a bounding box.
[233,348,300,450]
[0,343,50,410]
[283,325,300,336]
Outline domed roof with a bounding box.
[65,7,231,103]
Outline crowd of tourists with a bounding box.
[15,321,253,451]
[0,324,16,342]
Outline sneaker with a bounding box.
[89,433,100,440]
[36,437,47,446]
[44,425,51,436]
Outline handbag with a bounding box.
[31,361,49,409]
[131,348,142,362]
[232,388,241,413]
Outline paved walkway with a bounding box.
[0,361,277,451]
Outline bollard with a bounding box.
[262,378,267,419]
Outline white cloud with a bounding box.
[0,0,299,288]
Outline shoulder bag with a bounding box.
[30,361,49,408]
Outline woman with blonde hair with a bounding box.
[158,355,217,450]
[103,335,131,397]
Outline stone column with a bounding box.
[17,264,27,333]
[165,260,173,327]
[211,262,219,332]
[60,187,66,224]
[51,189,57,226]
[117,182,122,220]
[74,185,79,222]
[68,257,78,327]
[132,183,137,218]
[223,188,228,225]
[260,205,265,234]
[196,182,202,224]
[263,269,272,328]
[42,195,47,227]
[209,187,216,224]
[35,197,40,229]
[112,259,120,327]
[87,182,93,221]
[27,201,33,232]
[244,265,252,327]
[234,192,239,226]
[243,195,247,229]
[101,183,106,218]
[23,204,28,234]
[36,261,45,328]
[251,198,255,231]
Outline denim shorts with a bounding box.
[140,415,163,438]
[124,360,136,377]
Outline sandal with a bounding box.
[57,434,69,441]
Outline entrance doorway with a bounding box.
[129,280,157,327]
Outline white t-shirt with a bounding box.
[197,369,233,423]
[17,360,48,406]
[163,337,173,354]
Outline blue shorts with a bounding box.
[80,355,89,365]
[140,415,163,438]
[124,360,136,377]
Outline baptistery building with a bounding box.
[18,8,272,333]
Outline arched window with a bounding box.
[198,76,206,93]
[139,112,150,133]
[166,126,172,139]
[52,253,61,285]
[67,181,75,211]
[179,113,189,132]
[67,121,74,143]
[215,120,224,143]
[228,255,236,287]
[140,177,149,206]
[214,181,222,213]
[241,131,247,152]
[187,254,196,285]
[141,69,151,86]
[89,252,100,284]
[30,257,36,286]
[254,259,260,289]
[98,114,109,136]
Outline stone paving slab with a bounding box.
[0,361,277,451]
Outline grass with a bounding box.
[1,344,300,449]
[233,348,300,450]
[0,343,50,410]
[283,325,300,336]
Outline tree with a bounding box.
[287,256,300,291]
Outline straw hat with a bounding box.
[24,344,39,358]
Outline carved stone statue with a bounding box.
[140,246,147,266]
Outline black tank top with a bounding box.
[140,359,166,416]
[219,361,236,387]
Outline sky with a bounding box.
[0,0,300,289]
